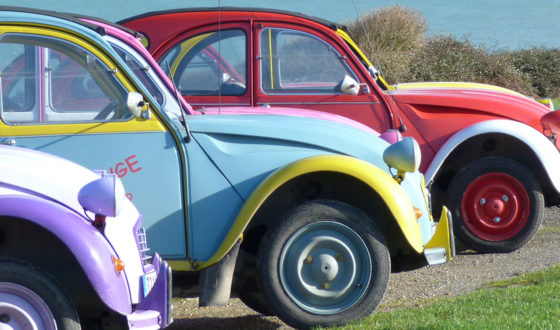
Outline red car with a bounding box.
[121,8,560,253]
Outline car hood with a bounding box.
[188,113,393,181]
[391,82,550,129]
[0,145,99,213]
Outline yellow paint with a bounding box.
[394,81,528,98]
[193,154,425,270]
[268,28,274,89]
[169,33,214,78]
[425,206,454,262]
[0,26,166,134]
[336,29,393,90]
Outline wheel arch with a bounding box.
[426,119,560,206]
[0,194,132,317]
[201,154,424,271]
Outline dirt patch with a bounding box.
[167,206,560,329]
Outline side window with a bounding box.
[159,29,246,96]
[0,43,38,122]
[260,28,357,94]
[0,33,131,125]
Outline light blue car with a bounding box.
[0,8,453,328]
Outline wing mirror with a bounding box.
[339,75,369,95]
[127,92,151,119]
[383,137,421,183]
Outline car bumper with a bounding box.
[424,206,455,265]
[128,252,173,329]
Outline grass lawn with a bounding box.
[329,264,560,329]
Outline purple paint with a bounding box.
[0,194,132,314]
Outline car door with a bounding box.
[253,22,392,132]
[0,26,187,258]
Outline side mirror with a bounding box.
[339,75,360,95]
[127,92,146,118]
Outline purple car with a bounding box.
[0,145,171,329]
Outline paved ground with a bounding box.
[166,206,560,329]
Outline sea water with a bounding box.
[3,0,559,50]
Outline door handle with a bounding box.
[0,138,16,146]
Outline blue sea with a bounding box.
[3,0,560,50]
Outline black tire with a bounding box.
[258,200,390,329]
[0,258,80,329]
[447,157,544,253]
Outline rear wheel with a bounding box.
[258,200,390,329]
[447,157,544,253]
[0,259,80,330]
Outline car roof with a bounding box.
[119,7,348,32]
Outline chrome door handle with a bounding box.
[0,138,16,146]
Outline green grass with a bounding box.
[552,98,560,110]
[328,264,560,329]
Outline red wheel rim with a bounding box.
[461,172,530,241]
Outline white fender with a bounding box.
[425,119,560,194]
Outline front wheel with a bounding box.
[447,157,544,253]
[0,259,80,330]
[258,200,390,329]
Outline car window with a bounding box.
[0,33,131,125]
[158,29,247,96]
[0,42,38,122]
[260,28,357,94]
[111,43,164,105]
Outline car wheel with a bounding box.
[0,259,80,330]
[258,200,390,329]
[447,157,544,253]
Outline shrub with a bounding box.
[406,36,534,96]
[345,5,426,84]
[346,6,560,98]
[507,48,560,97]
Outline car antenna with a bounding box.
[165,61,192,142]
[351,0,407,132]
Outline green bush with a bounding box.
[406,36,534,96]
[345,5,426,84]
[347,6,560,98]
[507,48,560,97]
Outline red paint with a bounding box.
[461,173,530,241]
[109,155,142,178]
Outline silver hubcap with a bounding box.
[0,283,56,330]
[279,221,372,315]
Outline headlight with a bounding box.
[383,137,421,182]
[78,172,125,218]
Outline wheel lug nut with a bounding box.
[304,255,313,264]
[502,195,509,202]
[0,314,9,323]
[493,217,501,223]
[321,282,331,290]
[336,254,344,262]
[480,198,486,205]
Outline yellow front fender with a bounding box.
[187,154,424,270]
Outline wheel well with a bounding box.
[0,216,119,322]
[431,133,558,209]
[240,171,415,263]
